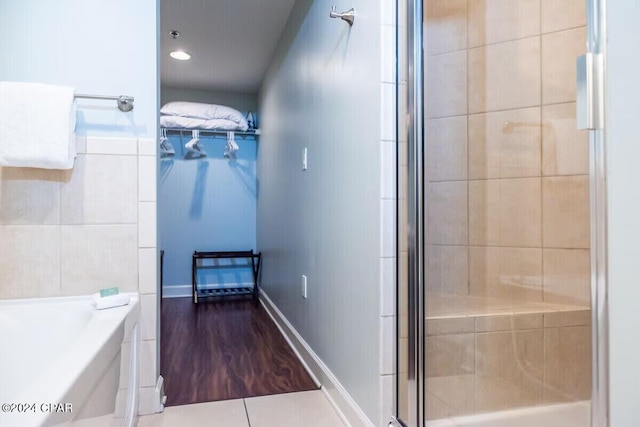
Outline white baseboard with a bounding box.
[259,289,375,427]
[162,283,256,299]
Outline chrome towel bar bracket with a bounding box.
[330,6,355,26]
[75,94,135,112]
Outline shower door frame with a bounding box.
[393,0,610,426]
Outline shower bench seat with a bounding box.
[422,292,591,421]
[191,250,262,304]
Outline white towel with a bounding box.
[0,81,77,169]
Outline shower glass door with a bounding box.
[395,0,607,426]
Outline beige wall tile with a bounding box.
[469,37,541,113]
[476,314,543,332]
[382,82,396,141]
[542,176,590,248]
[139,248,158,295]
[469,178,542,247]
[426,0,467,55]
[426,392,451,421]
[140,339,157,388]
[542,28,587,105]
[469,247,543,302]
[544,310,591,327]
[427,317,475,336]
[140,293,157,342]
[381,257,396,316]
[475,330,544,411]
[139,202,157,248]
[381,316,395,375]
[0,226,60,299]
[426,334,475,377]
[542,103,589,176]
[86,136,137,155]
[426,50,467,118]
[138,138,157,156]
[60,225,138,295]
[427,182,468,245]
[427,245,469,295]
[61,154,138,225]
[426,117,468,182]
[543,249,591,306]
[380,375,394,427]
[0,167,62,225]
[543,249,590,305]
[468,0,540,47]
[426,375,475,418]
[541,0,586,33]
[138,156,157,202]
[468,108,541,179]
[75,135,87,154]
[543,326,592,403]
[381,140,396,199]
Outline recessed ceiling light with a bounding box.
[170,50,191,61]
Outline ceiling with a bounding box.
[161,0,297,94]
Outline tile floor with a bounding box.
[71,390,345,427]
[138,390,345,427]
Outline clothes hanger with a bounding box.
[160,128,175,155]
[185,129,206,156]
[224,131,238,159]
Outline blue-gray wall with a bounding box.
[257,0,382,422]
[0,0,158,138]
[606,2,640,425]
[159,134,257,295]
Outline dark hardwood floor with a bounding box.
[160,297,318,406]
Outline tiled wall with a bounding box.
[379,1,397,426]
[425,0,590,307]
[0,136,159,414]
[425,310,592,418]
[380,0,408,425]
[422,0,592,420]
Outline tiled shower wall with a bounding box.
[425,0,590,306]
[421,0,592,419]
[0,136,159,413]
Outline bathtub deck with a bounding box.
[161,298,318,406]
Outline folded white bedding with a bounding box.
[160,101,248,126]
[160,115,249,131]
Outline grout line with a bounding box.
[539,0,545,306]
[243,399,252,427]
[465,4,471,297]
[427,173,588,184]
[58,170,63,297]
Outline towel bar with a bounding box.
[75,93,134,112]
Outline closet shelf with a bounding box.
[163,128,260,137]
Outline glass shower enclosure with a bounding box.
[394,0,607,426]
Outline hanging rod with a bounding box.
[75,94,134,112]
[163,128,260,137]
